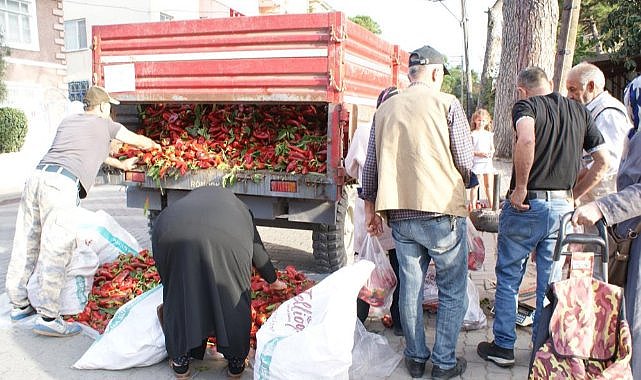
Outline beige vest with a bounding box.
[374,85,467,218]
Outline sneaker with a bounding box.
[431,357,467,380]
[404,357,426,379]
[33,316,81,337]
[10,305,35,321]
[477,341,515,367]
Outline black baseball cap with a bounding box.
[409,45,450,75]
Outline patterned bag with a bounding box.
[529,277,632,379]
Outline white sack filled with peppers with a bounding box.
[254,260,375,380]
[26,208,142,315]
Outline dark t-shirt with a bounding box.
[510,92,605,190]
[40,114,122,198]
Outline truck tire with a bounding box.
[469,209,500,233]
[312,185,356,273]
[147,210,161,236]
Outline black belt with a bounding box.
[507,189,572,201]
[37,164,78,183]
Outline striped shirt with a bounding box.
[360,92,474,221]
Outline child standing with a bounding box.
[469,108,495,210]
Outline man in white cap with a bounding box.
[6,86,159,337]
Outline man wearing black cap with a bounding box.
[361,45,473,379]
[6,86,159,337]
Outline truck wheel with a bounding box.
[147,210,161,236]
[469,209,499,233]
[312,185,356,273]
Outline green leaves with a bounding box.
[0,107,28,153]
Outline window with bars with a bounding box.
[0,0,38,50]
[68,80,89,102]
[64,18,87,51]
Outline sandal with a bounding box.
[227,357,247,378]
[170,355,192,379]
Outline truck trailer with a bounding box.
[92,11,409,272]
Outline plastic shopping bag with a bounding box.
[73,285,166,370]
[357,235,397,310]
[467,218,485,270]
[349,319,402,379]
[254,260,375,380]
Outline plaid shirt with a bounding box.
[360,92,474,221]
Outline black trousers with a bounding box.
[357,249,401,325]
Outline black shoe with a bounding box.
[431,357,467,380]
[477,341,515,368]
[227,357,246,378]
[404,357,426,378]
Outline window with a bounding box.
[64,18,87,51]
[68,80,89,102]
[0,0,38,50]
[160,12,173,21]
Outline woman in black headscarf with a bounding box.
[152,186,286,378]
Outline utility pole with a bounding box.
[428,0,473,115]
[553,0,581,95]
[460,0,473,116]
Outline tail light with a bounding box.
[125,171,146,183]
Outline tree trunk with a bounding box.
[553,0,581,95]
[493,0,559,159]
[478,0,503,110]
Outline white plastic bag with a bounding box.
[357,235,397,310]
[73,285,166,370]
[77,209,142,264]
[349,319,402,379]
[423,271,487,331]
[467,218,485,271]
[254,260,375,380]
[422,265,438,311]
[462,276,487,330]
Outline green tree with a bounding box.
[442,65,482,115]
[0,34,9,102]
[349,15,382,35]
[573,0,640,71]
[600,0,641,70]
[573,0,615,63]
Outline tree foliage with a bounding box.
[349,15,382,35]
[576,0,641,71]
[0,34,9,102]
[600,0,641,70]
[442,65,482,114]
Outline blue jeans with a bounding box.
[492,198,572,349]
[391,216,468,369]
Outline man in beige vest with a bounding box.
[361,45,474,380]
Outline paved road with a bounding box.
[0,185,531,379]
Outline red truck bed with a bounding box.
[92,12,408,105]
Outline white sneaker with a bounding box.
[10,305,35,321]
[33,316,81,337]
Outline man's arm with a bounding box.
[104,156,139,170]
[115,126,160,150]
[447,100,474,185]
[510,116,535,210]
[573,149,608,200]
[361,119,383,236]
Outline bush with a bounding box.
[0,107,28,153]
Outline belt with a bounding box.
[36,164,78,183]
[507,189,572,201]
